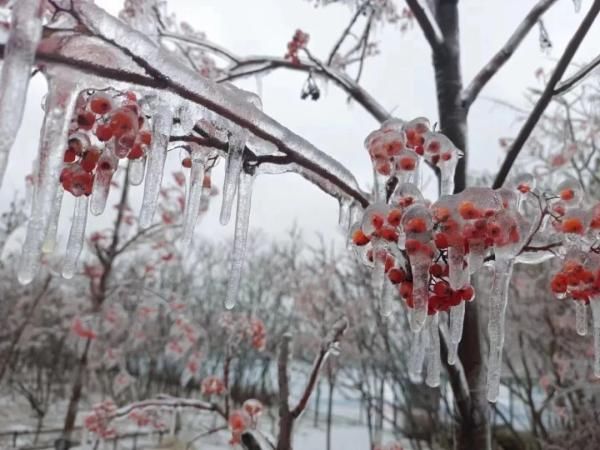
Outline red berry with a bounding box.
[388,268,406,284]
[182,157,192,168]
[89,93,113,115]
[64,148,77,163]
[352,229,370,246]
[77,111,96,130]
[405,217,427,233]
[81,148,101,173]
[95,124,114,142]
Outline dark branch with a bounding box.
[492,0,600,189]
[404,0,444,52]
[462,0,558,109]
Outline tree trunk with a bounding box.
[432,1,491,449]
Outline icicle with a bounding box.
[468,240,486,274]
[408,327,427,382]
[448,245,467,290]
[90,151,118,216]
[338,198,351,231]
[224,171,255,310]
[42,187,64,254]
[591,296,600,377]
[379,277,394,317]
[0,0,44,187]
[62,195,89,279]
[409,255,430,332]
[573,0,582,12]
[129,157,145,186]
[426,313,441,387]
[576,301,588,336]
[448,301,465,365]
[220,130,247,225]
[139,108,173,228]
[372,238,386,304]
[487,259,513,402]
[18,78,79,285]
[181,147,208,248]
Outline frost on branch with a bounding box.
[0,0,44,187]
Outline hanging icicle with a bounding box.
[18,77,80,285]
[62,195,89,279]
[591,296,600,377]
[426,313,441,387]
[448,301,465,365]
[42,187,64,254]
[0,0,44,187]
[576,301,588,336]
[220,130,248,226]
[90,150,118,216]
[224,170,255,309]
[181,145,209,248]
[129,157,146,186]
[139,107,173,229]
[409,327,427,383]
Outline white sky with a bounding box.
[2,0,600,250]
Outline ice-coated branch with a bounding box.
[404,0,444,52]
[0,0,44,187]
[492,0,600,189]
[56,3,372,208]
[553,53,600,96]
[462,0,558,109]
[291,316,348,418]
[109,396,225,421]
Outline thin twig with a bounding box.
[554,53,600,96]
[404,0,444,52]
[462,0,558,109]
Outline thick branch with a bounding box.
[462,0,558,109]
[492,0,600,189]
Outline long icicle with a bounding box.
[487,258,513,402]
[139,108,173,229]
[181,146,208,248]
[220,131,247,225]
[42,187,64,254]
[0,0,44,187]
[62,195,89,279]
[590,296,600,377]
[224,170,255,309]
[426,313,441,387]
[408,326,428,382]
[18,78,79,285]
[448,301,465,365]
[575,301,588,336]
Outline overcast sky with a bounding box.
[2,0,600,251]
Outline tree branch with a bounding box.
[462,0,558,109]
[404,0,444,52]
[492,0,600,189]
[553,53,600,96]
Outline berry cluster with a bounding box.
[60,90,152,197]
[201,375,226,396]
[550,256,600,302]
[84,400,117,439]
[284,29,309,65]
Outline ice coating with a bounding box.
[62,195,89,279]
[408,327,427,382]
[139,107,173,229]
[73,2,366,208]
[591,296,600,377]
[425,313,441,387]
[423,132,462,196]
[181,146,209,248]
[0,0,44,187]
[486,258,512,402]
[129,157,146,186]
[18,78,79,285]
[371,238,387,303]
[338,198,351,232]
[90,150,118,216]
[448,301,465,365]
[402,204,434,332]
[224,171,255,310]
[42,187,64,254]
[576,301,588,336]
[220,130,248,226]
